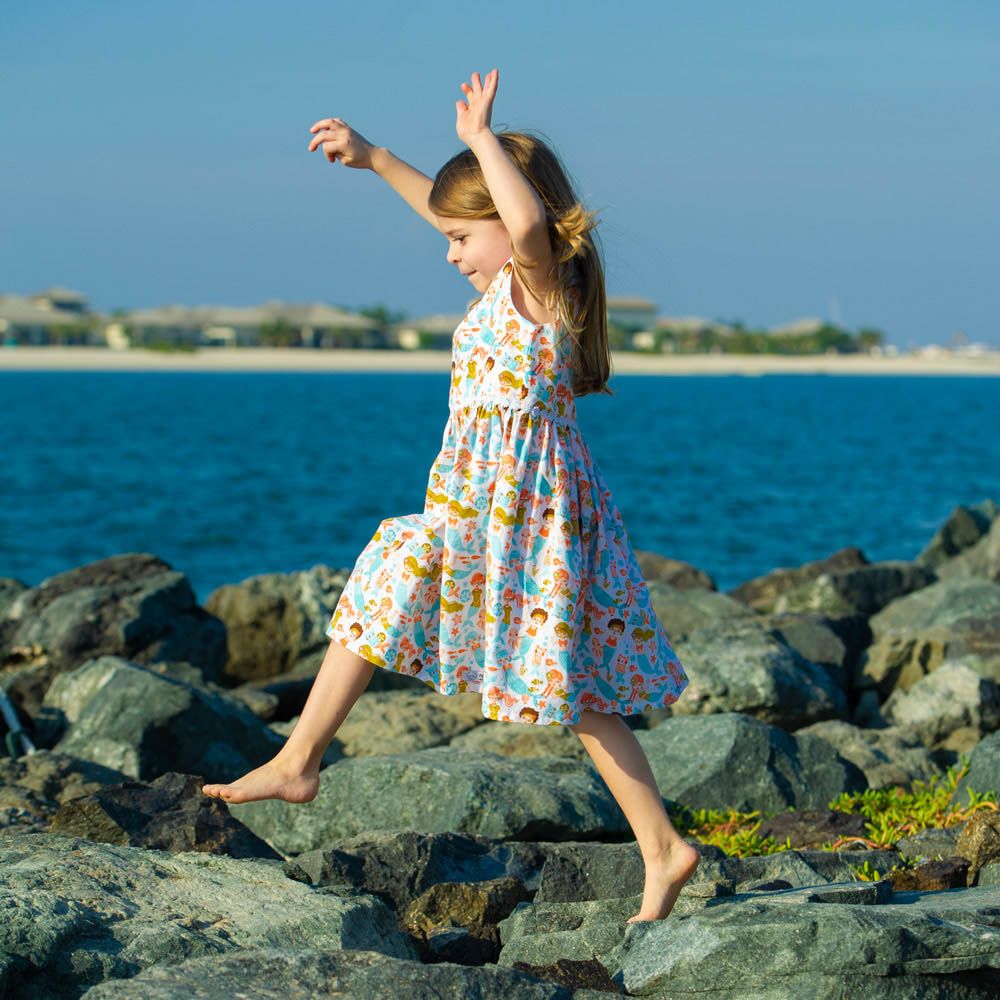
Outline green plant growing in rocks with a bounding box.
[850,853,924,883]
[668,755,997,860]
[823,755,997,852]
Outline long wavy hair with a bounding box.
[428,130,614,398]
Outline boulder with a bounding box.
[203,564,345,684]
[0,554,227,727]
[0,831,415,999]
[602,882,1000,997]
[44,656,285,783]
[915,499,999,572]
[668,619,848,729]
[881,660,1000,751]
[80,947,603,999]
[449,719,589,760]
[794,718,942,790]
[645,581,757,642]
[772,559,937,617]
[229,748,629,856]
[634,551,715,591]
[856,577,1000,696]
[284,829,547,913]
[632,713,868,814]
[48,771,281,859]
[951,730,1000,808]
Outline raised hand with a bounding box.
[456,69,499,147]
[308,117,376,169]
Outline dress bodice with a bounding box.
[449,256,578,426]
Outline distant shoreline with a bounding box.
[1,346,998,376]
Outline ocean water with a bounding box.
[1,370,996,603]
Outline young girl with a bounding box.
[203,68,699,923]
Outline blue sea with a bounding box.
[1,370,996,603]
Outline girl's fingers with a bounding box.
[307,129,338,152]
[309,117,345,133]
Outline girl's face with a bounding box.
[436,216,512,294]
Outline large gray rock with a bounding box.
[203,564,346,684]
[794,718,942,790]
[668,619,848,729]
[632,713,868,813]
[44,656,285,783]
[881,660,1000,751]
[0,553,227,698]
[855,577,1000,697]
[0,831,416,1000]
[604,883,1000,997]
[80,947,605,1000]
[931,504,1000,583]
[229,747,628,856]
[531,839,902,904]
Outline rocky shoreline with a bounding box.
[1,499,999,997]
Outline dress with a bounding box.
[326,255,689,726]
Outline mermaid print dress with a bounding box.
[326,255,689,726]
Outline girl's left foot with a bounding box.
[626,840,701,923]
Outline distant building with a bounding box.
[606,296,657,330]
[0,292,98,346]
[1,286,389,350]
[767,316,826,337]
[394,314,466,350]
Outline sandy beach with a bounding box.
[1,346,998,376]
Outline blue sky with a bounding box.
[2,1,997,347]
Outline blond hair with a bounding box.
[428,131,614,398]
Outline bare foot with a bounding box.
[626,840,701,924]
[201,756,320,805]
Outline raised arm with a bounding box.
[308,117,444,233]
[456,70,555,296]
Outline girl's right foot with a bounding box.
[201,756,320,805]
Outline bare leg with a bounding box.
[569,710,700,923]
[201,638,376,804]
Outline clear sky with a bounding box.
[2,1,997,347]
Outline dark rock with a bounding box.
[755,808,869,850]
[726,546,870,613]
[404,876,532,964]
[49,771,281,859]
[283,829,546,913]
[794,718,943,791]
[0,749,132,833]
[890,856,971,891]
[513,956,624,994]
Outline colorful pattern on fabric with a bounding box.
[326,255,689,726]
